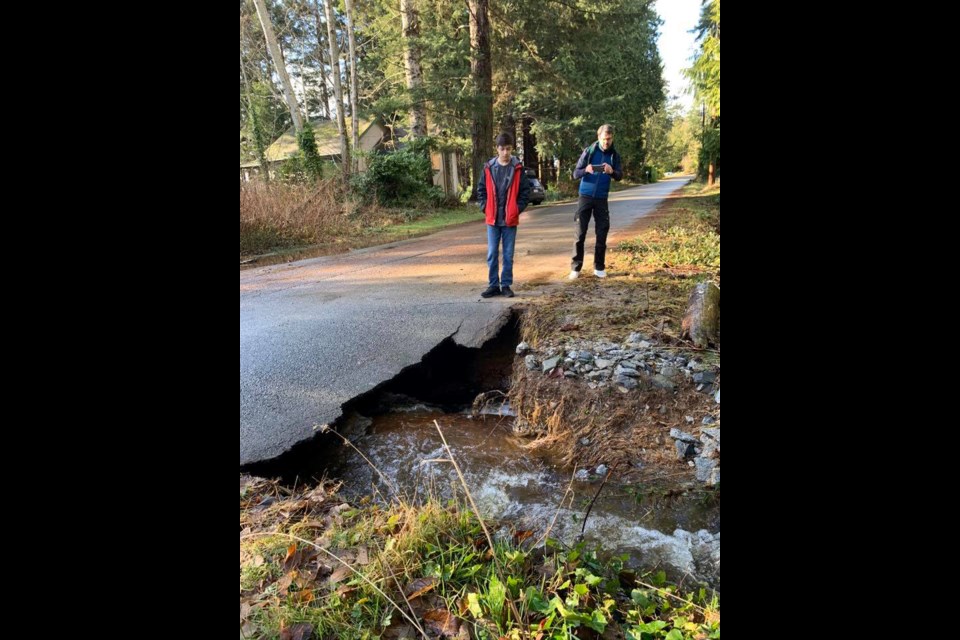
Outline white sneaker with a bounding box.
[594,270,607,278]
[568,270,580,280]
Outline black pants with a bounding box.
[572,196,610,271]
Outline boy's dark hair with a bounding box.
[495,132,515,147]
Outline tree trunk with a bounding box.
[468,0,493,201]
[312,1,331,119]
[500,111,516,148]
[240,51,270,183]
[321,0,350,181]
[400,0,427,139]
[252,0,303,133]
[345,0,360,170]
[522,116,538,177]
[681,282,720,348]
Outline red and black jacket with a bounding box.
[478,157,530,227]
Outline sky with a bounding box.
[655,0,702,112]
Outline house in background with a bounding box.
[239,117,381,179]
[240,118,462,198]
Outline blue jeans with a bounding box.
[487,224,517,287]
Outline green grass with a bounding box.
[240,477,720,640]
[382,208,479,234]
[616,184,721,275]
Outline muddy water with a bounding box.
[325,403,720,587]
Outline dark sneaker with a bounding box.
[481,285,501,298]
[501,286,515,298]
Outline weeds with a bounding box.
[240,420,720,639]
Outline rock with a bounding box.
[615,365,640,378]
[708,468,720,486]
[670,429,699,444]
[702,428,720,442]
[695,458,718,483]
[652,375,677,391]
[693,371,717,384]
[542,356,561,373]
[700,439,719,459]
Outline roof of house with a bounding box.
[240,117,377,168]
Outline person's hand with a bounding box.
[585,164,595,174]
[602,163,613,175]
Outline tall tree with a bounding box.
[686,0,720,185]
[468,0,493,200]
[400,0,427,138]
[321,0,350,180]
[240,50,271,181]
[253,0,304,133]
[345,0,361,169]
[241,1,291,166]
[688,0,720,119]
[522,115,539,179]
[310,0,332,118]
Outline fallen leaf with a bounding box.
[240,602,251,623]
[276,572,295,596]
[382,622,417,639]
[329,565,351,584]
[283,544,298,571]
[336,584,357,598]
[280,622,314,640]
[404,577,437,600]
[295,589,315,604]
[356,547,370,566]
[514,530,534,545]
[306,487,328,503]
[424,609,461,637]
